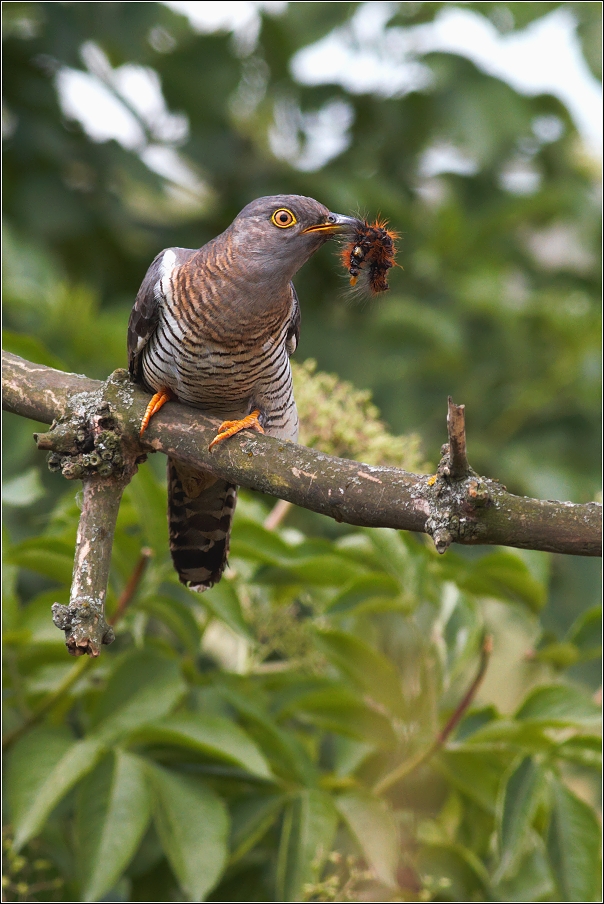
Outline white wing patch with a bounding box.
[159,249,177,305]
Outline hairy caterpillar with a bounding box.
[340,218,398,294]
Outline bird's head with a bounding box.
[228,194,359,283]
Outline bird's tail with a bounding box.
[167,458,237,591]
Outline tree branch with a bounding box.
[3,351,601,560]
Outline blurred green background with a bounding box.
[2,3,601,902]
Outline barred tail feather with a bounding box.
[167,458,237,591]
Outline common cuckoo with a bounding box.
[128,194,357,591]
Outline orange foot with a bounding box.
[209,409,265,450]
[140,389,173,437]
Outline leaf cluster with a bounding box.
[3,470,601,901]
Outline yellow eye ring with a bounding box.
[271,208,297,228]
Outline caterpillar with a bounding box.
[340,218,398,294]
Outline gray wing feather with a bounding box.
[127,247,195,382]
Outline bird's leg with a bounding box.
[209,409,265,450]
[140,388,173,436]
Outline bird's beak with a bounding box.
[301,213,360,236]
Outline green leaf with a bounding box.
[282,685,397,748]
[437,748,512,813]
[567,606,602,657]
[256,555,365,587]
[417,842,490,901]
[7,536,74,584]
[325,573,401,614]
[315,629,405,717]
[547,777,602,902]
[220,686,318,785]
[555,735,602,771]
[138,596,201,655]
[202,580,252,638]
[149,765,229,902]
[13,737,105,850]
[276,789,338,902]
[459,551,546,611]
[230,519,295,564]
[89,650,186,743]
[3,467,45,507]
[2,329,64,368]
[230,794,285,864]
[495,756,545,881]
[515,684,601,726]
[365,528,416,589]
[494,831,555,902]
[126,465,169,558]
[336,791,399,886]
[6,726,74,828]
[129,712,272,779]
[77,750,152,903]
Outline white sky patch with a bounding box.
[291,2,433,97]
[54,3,601,184]
[292,4,602,157]
[418,142,478,179]
[269,98,354,171]
[56,42,206,195]
[56,67,146,150]
[164,0,287,53]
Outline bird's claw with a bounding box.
[209,410,264,450]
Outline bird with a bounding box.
[127,194,358,591]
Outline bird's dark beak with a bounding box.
[301,213,360,236]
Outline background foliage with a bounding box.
[2,2,601,901]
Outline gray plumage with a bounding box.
[128,194,357,590]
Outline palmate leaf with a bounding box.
[547,777,602,902]
[6,536,74,585]
[202,579,253,639]
[6,727,74,836]
[325,572,402,614]
[436,747,513,814]
[127,711,272,779]
[149,765,230,902]
[220,686,319,785]
[457,550,547,612]
[314,628,406,717]
[515,683,602,726]
[493,831,555,902]
[11,736,106,851]
[76,750,152,903]
[276,789,338,903]
[88,649,186,743]
[229,794,285,864]
[336,790,399,887]
[494,756,546,882]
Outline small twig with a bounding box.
[446,396,470,479]
[264,498,292,531]
[436,634,493,743]
[372,635,493,796]
[2,550,153,750]
[109,547,153,625]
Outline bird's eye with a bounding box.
[271,208,297,228]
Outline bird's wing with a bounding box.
[127,247,194,381]
[285,282,301,357]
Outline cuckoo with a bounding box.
[128,194,357,591]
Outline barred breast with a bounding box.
[139,245,299,441]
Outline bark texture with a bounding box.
[3,351,601,559]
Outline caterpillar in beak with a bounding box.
[340,218,398,294]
